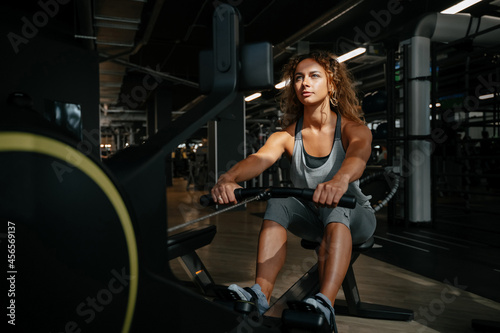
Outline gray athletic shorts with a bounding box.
[263,197,376,245]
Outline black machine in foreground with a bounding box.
[0,4,413,332]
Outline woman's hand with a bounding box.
[313,173,350,208]
[211,174,242,205]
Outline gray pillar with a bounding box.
[128,127,135,145]
[408,36,432,223]
[208,93,246,189]
[115,130,121,150]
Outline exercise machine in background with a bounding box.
[0,4,280,332]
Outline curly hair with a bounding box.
[278,50,364,129]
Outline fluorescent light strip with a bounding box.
[441,0,482,14]
[336,47,366,63]
[479,93,495,100]
[245,92,262,102]
[275,79,290,89]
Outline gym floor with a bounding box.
[167,178,500,333]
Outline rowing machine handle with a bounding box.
[200,187,356,209]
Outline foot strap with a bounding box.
[244,287,258,302]
[313,295,337,332]
[282,298,338,333]
[212,286,257,315]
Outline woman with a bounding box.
[211,50,376,331]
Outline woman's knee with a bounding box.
[261,219,287,234]
[259,220,288,248]
[325,221,350,234]
[323,222,351,243]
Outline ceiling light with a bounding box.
[441,0,482,14]
[336,47,366,63]
[479,93,495,100]
[275,79,290,89]
[245,92,262,102]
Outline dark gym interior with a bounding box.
[1,0,499,332]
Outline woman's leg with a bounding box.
[255,219,288,304]
[317,222,352,305]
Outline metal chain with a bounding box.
[167,195,262,233]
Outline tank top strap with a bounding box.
[295,117,304,139]
[334,111,341,140]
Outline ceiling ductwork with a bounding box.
[82,0,499,137]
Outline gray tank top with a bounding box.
[289,113,371,206]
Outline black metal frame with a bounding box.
[167,225,218,295]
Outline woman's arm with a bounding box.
[314,122,372,207]
[212,130,291,204]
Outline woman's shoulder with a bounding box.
[266,123,297,147]
[340,114,367,129]
[264,126,295,156]
[341,118,372,143]
[342,118,363,126]
[271,123,296,140]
